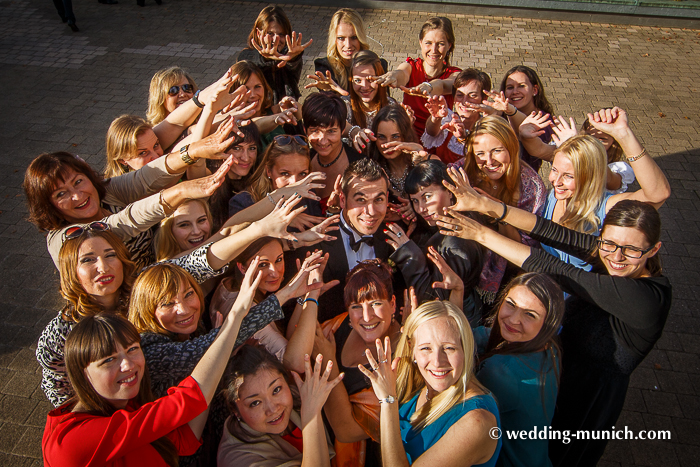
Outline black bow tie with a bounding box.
[340,220,375,252]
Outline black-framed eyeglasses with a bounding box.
[63,221,110,241]
[273,134,309,147]
[168,84,194,96]
[596,239,654,259]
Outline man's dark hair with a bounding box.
[340,158,389,197]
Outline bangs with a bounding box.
[72,315,141,369]
[344,271,392,308]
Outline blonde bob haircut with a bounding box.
[554,135,607,234]
[59,230,136,322]
[105,115,154,178]
[326,8,370,91]
[464,115,522,208]
[128,263,205,338]
[153,199,213,262]
[394,300,485,431]
[147,66,198,125]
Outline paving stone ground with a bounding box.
[0,0,699,465]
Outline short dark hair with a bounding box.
[453,68,492,100]
[343,260,393,309]
[24,152,107,231]
[302,91,347,130]
[340,157,388,197]
[404,160,451,196]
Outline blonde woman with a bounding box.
[310,8,387,93]
[358,301,501,466]
[539,107,670,269]
[105,115,163,178]
[153,199,213,262]
[147,66,198,125]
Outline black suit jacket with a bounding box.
[284,225,403,323]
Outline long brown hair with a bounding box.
[348,50,388,128]
[230,61,273,115]
[247,6,293,50]
[58,230,135,322]
[23,152,107,231]
[65,314,178,466]
[245,137,310,203]
[419,17,456,67]
[483,273,564,419]
[368,104,417,168]
[463,116,522,207]
[499,66,554,116]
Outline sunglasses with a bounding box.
[63,221,110,241]
[273,135,309,147]
[168,84,194,96]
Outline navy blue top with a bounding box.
[399,390,501,465]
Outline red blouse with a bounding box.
[42,376,206,467]
[403,57,461,138]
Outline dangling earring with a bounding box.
[235,413,242,422]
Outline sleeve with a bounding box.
[102,156,182,206]
[166,241,228,283]
[47,194,166,268]
[472,326,491,354]
[283,53,304,89]
[522,248,669,328]
[237,48,264,65]
[516,166,547,248]
[390,241,437,301]
[36,314,74,406]
[168,423,203,456]
[218,444,302,467]
[314,57,333,78]
[608,161,636,194]
[420,109,452,149]
[229,192,255,218]
[50,377,207,467]
[528,216,597,260]
[235,295,285,348]
[476,356,520,413]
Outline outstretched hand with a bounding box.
[428,246,464,292]
[443,166,485,212]
[262,194,308,241]
[586,106,630,141]
[230,256,263,320]
[304,71,349,96]
[357,337,399,400]
[519,111,552,140]
[293,354,344,427]
[551,116,578,147]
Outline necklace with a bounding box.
[388,164,412,194]
[318,146,344,168]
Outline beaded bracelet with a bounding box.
[626,148,647,162]
[266,193,276,205]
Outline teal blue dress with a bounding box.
[398,390,501,465]
[473,327,559,467]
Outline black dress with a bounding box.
[238,48,303,103]
[522,217,672,467]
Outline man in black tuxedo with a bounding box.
[286,158,403,322]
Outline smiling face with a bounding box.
[235,369,294,435]
[266,153,310,189]
[240,241,285,294]
[497,286,547,344]
[348,297,396,344]
[375,120,403,159]
[122,129,163,171]
[409,184,453,226]
[227,141,258,179]
[245,73,266,116]
[454,81,483,118]
[51,168,102,223]
[77,236,124,304]
[84,341,144,409]
[165,77,194,114]
[472,133,511,182]
[154,279,201,338]
[413,317,464,394]
[420,29,451,69]
[340,177,389,236]
[307,124,343,159]
[504,72,538,113]
[549,152,576,201]
[598,225,660,278]
[336,22,360,62]
[352,64,379,104]
[171,202,211,252]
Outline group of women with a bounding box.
[27,5,672,467]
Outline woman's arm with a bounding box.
[591,108,671,210]
[372,62,413,89]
